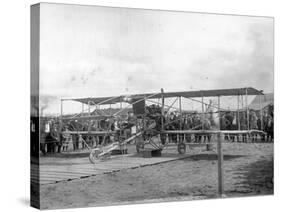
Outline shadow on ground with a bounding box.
[187,154,244,161]
[128,152,245,161]
[232,158,274,193]
[41,152,90,158]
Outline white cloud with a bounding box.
[39,4,273,115]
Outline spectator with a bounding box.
[202,119,211,143]
[266,115,274,142]
[239,112,247,142]
[224,112,234,141]
[72,134,79,151]
[249,110,258,129]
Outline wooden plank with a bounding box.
[39,176,69,181]
[40,170,94,176]
[38,152,193,185]
[40,172,87,178]
[40,168,98,176]
[40,180,56,185]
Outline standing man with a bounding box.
[240,112,247,142]
[225,112,234,142]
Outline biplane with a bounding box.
[59,87,265,163]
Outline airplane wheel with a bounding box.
[89,148,101,164]
[177,143,186,154]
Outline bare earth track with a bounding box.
[39,142,273,209]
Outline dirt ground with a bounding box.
[40,142,273,210]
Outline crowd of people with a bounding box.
[39,116,136,154]
[39,105,274,155]
[162,108,274,143]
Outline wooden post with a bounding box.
[237,95,240,130]
[259,94,263,130]
[88,101,91,134]
[179,96,182,142]
[218,96,220,130]
[60,99,63,120]
[201,93,204,130]
[241,95,244,110]
[246,88,249,131]
[217,132,224,196]
[88,101,91,116]
[161,88,165,131]
[81,103,84,117]
[59,99,63,141]
[179,96,182,130]
[217,95,224,196]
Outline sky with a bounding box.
[39,3,274,115]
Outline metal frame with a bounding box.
[59,87,264,197]
[59,87,264,137]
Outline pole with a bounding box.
[160,89,165,145]
[161,88,165,131]
[217,132,224,196]
[179,96,182,130]
[245,88,249,131]
[59,99,63,141]
[218,96,220,130]
[259,94,263,130]
[217,95,224,197]
[60,99,63,120]
[241,95,244,110]
[179,96,182,142]
[88,101,91,116]
[88,101,91,134]
[201,93,204,130]
[237,95,240,130]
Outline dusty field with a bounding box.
[40,142,273,209]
